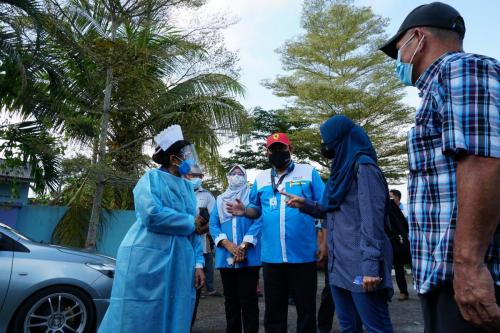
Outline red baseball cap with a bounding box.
[266,133,291,148]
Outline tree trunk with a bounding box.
[85,21,117,250]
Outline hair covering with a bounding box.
[320,115,378,211]
[217,165,249,223]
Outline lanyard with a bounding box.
[271,162,294,194]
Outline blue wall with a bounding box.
[16,206,69,242]
[98,210,136,257]
[14,205,136,258]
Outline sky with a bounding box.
[187,0,500,201]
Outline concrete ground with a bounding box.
[192,270,424,333]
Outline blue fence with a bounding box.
[14,205,136,258]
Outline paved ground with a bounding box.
[192,270,424,332]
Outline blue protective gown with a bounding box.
[98,168,204,333]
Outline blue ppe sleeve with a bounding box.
[133,172,195,236]
[191,234,204,268]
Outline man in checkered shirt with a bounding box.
[380,2,500,333]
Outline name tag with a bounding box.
[269,197,278,210]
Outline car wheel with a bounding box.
[11,285,96,333]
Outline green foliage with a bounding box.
[263,0,413,181]
[0,0,247,247]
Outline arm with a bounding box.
[453,156,500,328]
[134,173,195,236]
[209,202,227,247]
[298,168,327,218]
[242,216,262,247]
[441,57,500,330]
[227,182,262,219]
[191,234,205,268]
[357,165,387,279]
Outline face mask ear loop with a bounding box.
[399,33,416,53]
[409,35,425,64]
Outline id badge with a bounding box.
[269,196,278,210]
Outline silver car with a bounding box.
[0,223,115,333]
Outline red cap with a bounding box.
[266,133,291,148]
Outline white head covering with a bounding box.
[217,165,249,223]
[154,125,183,151]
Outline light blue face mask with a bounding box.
[395,34,424,86]
[190,177,202,190]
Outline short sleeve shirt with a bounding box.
[407,52,500,294]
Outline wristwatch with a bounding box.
[240,242,248,250]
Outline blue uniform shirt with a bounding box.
[248,162,325,263]
[209,204,262,269]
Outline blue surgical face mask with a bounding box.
[190,177,202,190]
[174,156,194,176]
[395,34,424,86]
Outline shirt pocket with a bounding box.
[407,92,443,172]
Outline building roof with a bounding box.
[0,159,33,181]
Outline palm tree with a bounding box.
[1,0,246,248]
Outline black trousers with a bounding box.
[394,261,408,295]
[317,262,335,332]
[263,262,317,333]
[419,282,500,333]
[220,266,260,333]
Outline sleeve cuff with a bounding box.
[214,233,228,246]
[195,263,203,269]
[361,259,380,277]
[243,234,257,246]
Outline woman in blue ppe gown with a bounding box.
[98,134,205,333]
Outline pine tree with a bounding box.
[264,0,413,181]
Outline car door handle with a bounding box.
[18,272,28,276]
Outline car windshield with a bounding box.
[0,223,34,242]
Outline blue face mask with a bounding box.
[395,34,424,86]
[190,177,202,190]
[175,157,194,176]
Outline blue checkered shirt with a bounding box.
[407,51,500,294]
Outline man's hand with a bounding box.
[226,199,246,216]
[195,215,206,235]
[362,276,381,292]
[280,190,306,208]
[453,263,500,331]
[194,268,205,289]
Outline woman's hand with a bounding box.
[280,191,306,208]
[194,268,205,289]
[362,276,382,292]
[222,240,238,255]
[226,199,246,216]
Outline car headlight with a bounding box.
[86,263,115,278]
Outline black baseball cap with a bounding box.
[380,2,465,59]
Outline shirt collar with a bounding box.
[415,51,462,94]
[272,161,295,177]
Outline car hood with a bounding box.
[22,240,116,265]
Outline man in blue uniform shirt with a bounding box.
[227,132,326,333]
